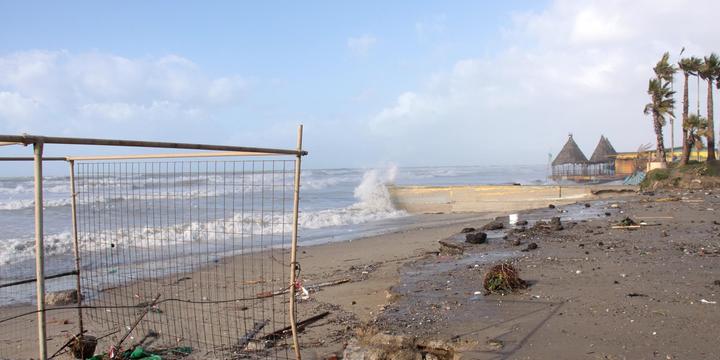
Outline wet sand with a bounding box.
[4,190,720,359]
[0,212,495,359]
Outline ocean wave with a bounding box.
[0,166,406,265]
[0,198,73,210]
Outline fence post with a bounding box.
[69,160,84,335]
[289,124,303,359]
[33,142,47,360]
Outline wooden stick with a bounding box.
[111,293,160,358]
[262,311,330,342]
[305,278,351,291]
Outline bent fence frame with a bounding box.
[0,127,307,360]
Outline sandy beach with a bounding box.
[3,189,720,359]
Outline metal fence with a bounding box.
[0,129,306,360]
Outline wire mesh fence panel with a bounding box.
[75,159,296,359]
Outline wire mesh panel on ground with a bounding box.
[75,159,296,359]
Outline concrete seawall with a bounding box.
[388,184,637,214]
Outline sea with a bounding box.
[0,165,548,304]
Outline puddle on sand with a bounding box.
[374,200,620,342]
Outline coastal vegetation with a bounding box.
[646,51,720,165]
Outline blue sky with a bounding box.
[1,0,719,174]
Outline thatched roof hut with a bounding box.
[589,136,617,164]
[552,135,588,166]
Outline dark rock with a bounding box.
[521,242,538,252]
[465,232,488,244]
[548,204,556,209]
[513,226,526,233]
[460,227,476,233]
[515,220,528,226]
[713,280,720,286]
[584,203,591,208]
[604,212,611,216]
[511,239,521,246]
[482,221,504,231]
[46,289,79,306]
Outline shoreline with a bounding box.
[0,211,498,359]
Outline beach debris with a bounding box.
[70,335,97,359]
[604,212,611,216]
[46,289,79,306]
[511,239,522,246]
[549,217,564,231]
[486,338,504,350]
[262,311,331,344]
[627,293,648,297]
[548,204,556,209]
[465,232,487,244]
[617,217,637,226]
[520,242,537,252]
[584,203,591,208]
[460,227,476,233]
[481,220,504,231]
[509,213,518,225]
[610,204,620,208]
[238,320,269,351]
[700,299,717,304]
[515,219,528,226]
[483,263,527,294]
[128,346,161,359]
[111,293,161,359]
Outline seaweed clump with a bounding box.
[483,263,527,294]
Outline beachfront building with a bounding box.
[588,135,617,176]
[551,134,589,179]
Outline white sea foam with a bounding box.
[0,166,406,265]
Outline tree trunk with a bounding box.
[681,72,691,165]
[708,79,716,161]
[654,114,667,164]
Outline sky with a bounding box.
[1,0,720,174]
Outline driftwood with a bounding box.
[255,278,351,298]
[111,293,161,358]
[305,278,351,291]
[262,311,331,342]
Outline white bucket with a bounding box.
[509,213,518,225]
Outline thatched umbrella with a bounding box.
[588,136,618,175]
[552,134,588,177]
[589,135,617,163]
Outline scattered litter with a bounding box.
[575,270,582,275]
[700,299,717,304]
[509,214,518,225]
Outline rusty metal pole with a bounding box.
[33,142,47,360]
[69,160,84,334]
[289,125,303,359]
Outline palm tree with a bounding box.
[653,52,676,83]
[653,52,676,161]
[698,53,719,161]
[644,78,675,165]
[685,114,708,160]
[678,57,703,164]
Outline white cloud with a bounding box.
[370,0,720,165]
[347,35,377,56]
[0,51,245,135]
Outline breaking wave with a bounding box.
[0,166,406,265]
